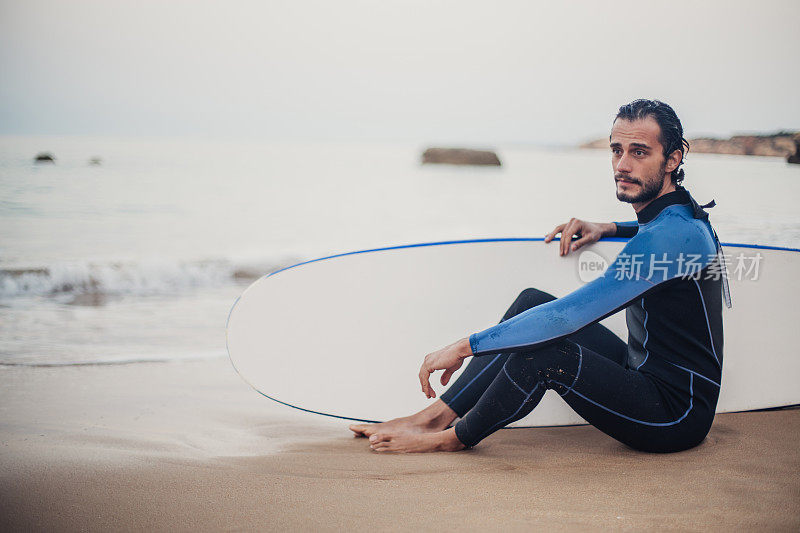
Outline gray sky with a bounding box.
[1,0,798,144]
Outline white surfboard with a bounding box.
[226,238,800,427]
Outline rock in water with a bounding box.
[422,147,501,166]
[788,134,800,164]
[34,152,55,163]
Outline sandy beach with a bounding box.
[1,357,798,531]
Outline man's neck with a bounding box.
[632,182,677,213]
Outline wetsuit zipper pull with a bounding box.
[712,228,733,309]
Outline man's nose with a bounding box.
[616,153,633,173]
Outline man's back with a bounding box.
[619,187,725,416]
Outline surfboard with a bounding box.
[226,238,800,427]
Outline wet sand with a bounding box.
[1,358,798,531]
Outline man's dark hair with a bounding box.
[614,99,690,186]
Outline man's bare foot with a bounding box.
[368,427,465,453]
[349,400,457,438]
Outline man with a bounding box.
[350,99,729,453]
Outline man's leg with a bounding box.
[370,339,715,452]
[452,339,717,453]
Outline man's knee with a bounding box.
[505,288,557,320]
[503,339,580,393]
[518,288,557,307]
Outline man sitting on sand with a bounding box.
[350,99,729,453]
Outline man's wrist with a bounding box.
[459,337,474,359]
[602,222,617,237]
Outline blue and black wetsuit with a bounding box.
[439,186,730,452]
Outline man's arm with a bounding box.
[471,221,717,356]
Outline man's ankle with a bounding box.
[420,401,457,426]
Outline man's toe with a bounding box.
[370,432,390,443]
[349,424,368,436]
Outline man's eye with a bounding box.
[635,150,645,156]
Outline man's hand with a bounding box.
[419,338,473,399]
[544,219,616,256]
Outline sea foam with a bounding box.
[0,257,296,299]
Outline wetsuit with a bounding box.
[439,186,729,452]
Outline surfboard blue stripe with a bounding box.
[260,237,800,282]
[250,389,384,423]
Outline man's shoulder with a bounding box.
[638,204,717,255]
[613,208,718,283]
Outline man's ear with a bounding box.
[665,149,682,173]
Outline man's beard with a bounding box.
[615,164,667,204]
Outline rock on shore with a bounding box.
[689,132,796,157]
[580,131,798,159]
[421,147,501,166]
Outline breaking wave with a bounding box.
[0,256,299,299]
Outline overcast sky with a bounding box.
[1,0,798,144]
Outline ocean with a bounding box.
[2,136,798,365]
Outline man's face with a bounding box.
[610,117,671,204]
